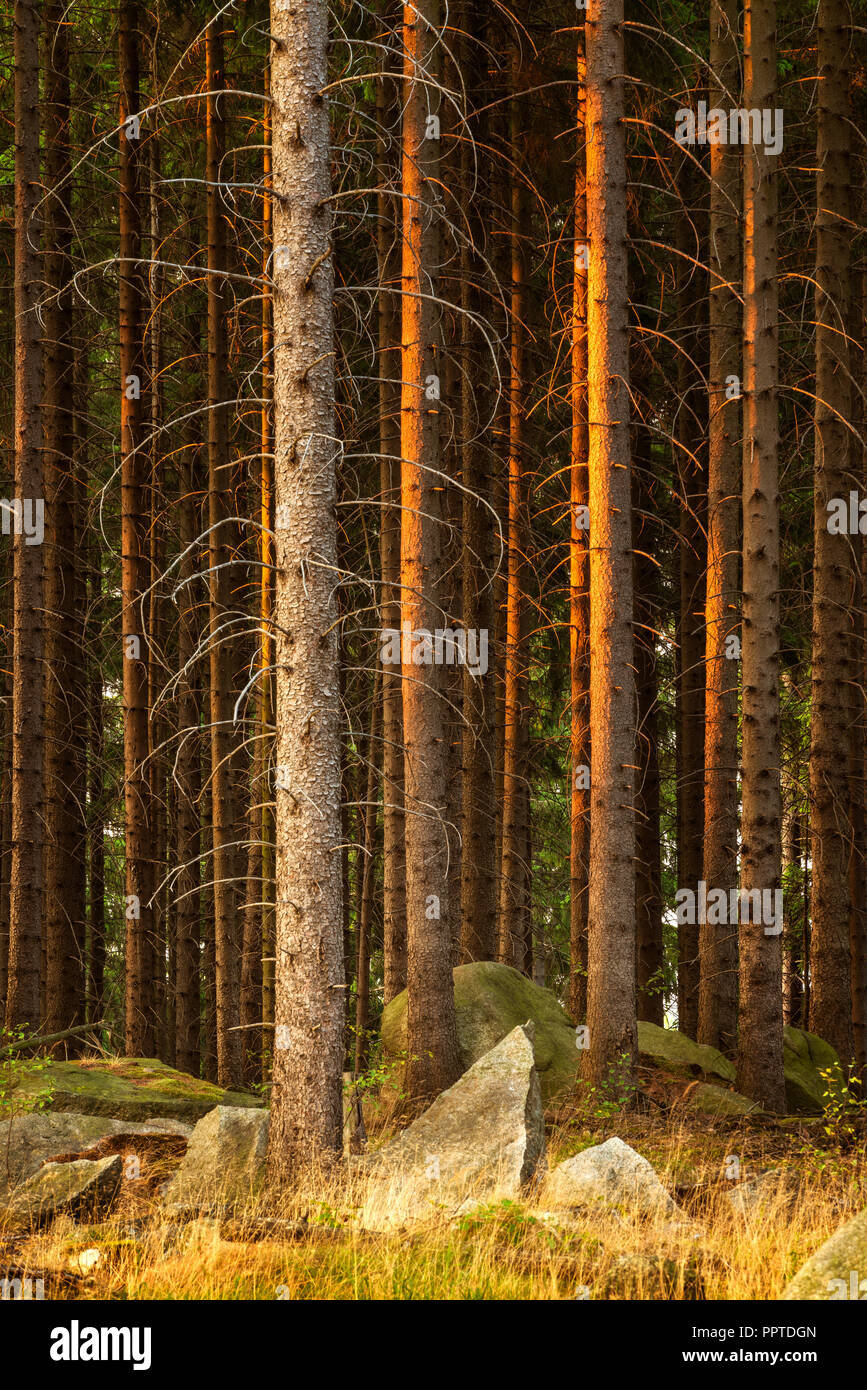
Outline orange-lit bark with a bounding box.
[737,0,785,1112]
[400,0,462,1099]
[581,0,637,1090]
[569,36,590,1021]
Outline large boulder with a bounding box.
[637,1021,735,1083]
[782,1209,867,1300]
[161,1105,270,1212]
[360,1024,545,1230]
[5,1056,263,1123]
[783,1026,841,1114]
[542,1137,680,1217]
[1,1155,123,1231]
[381,962,580,1102]
[0,1110,191,1195]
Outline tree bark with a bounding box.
[737,0,786,1111]
[581,0,637,1091]
[266,0,345,1175]
[400,0,462,1100]
[699,0,741,1056]
[5,0,44,1032]
[119,0,155,1055]
[808,0,853,1062]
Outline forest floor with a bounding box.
[3,1070,863,1300]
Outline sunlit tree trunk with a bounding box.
[581,0,637,1091]
[266,0,345,1174]
[569,33,590,1020]
[699,0,741,1056]
[737,0,786,1111]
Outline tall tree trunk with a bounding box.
[259,68,276,1062]
[5,0,44,1032]
[674,154,707,1042]
[736,0,786,1111]
[400,0,462,1100]
[206,22,241,1088]
[569,32,590,1020]
[119,0,154,1055]
[266,0,345,1174]
[633,445,663,1026]
[699,0,741,1056]
[498,67,531,970]
[808,0,853,1062]
[581,0,637,1091]
[377,48,407,1001]
[43,6,86,1047]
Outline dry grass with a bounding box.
[2,1094,863,1300]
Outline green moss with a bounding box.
[7,1057,263,1122]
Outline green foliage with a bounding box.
[818,1064,864,1146]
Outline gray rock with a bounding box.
[726,1169,786,1216]
[0,1110,191,1195]
[2,1155,123,1230]
[782,1208,867,1300]
[160,1105,270,1212]
[783,1026,842,1114]
[360,1024,545,1230]
[381,962,580,1102]
[542,1137,680,1217]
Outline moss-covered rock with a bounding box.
[782,1208,867,1299]
[381,962,580,1102]
[636,1021,736,1083]
[6,1057,263,1123]
[782,1026,841,1114]
[682,1082,762,1118]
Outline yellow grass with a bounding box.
[3,1103,863,1300]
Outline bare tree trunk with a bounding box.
[457,13,497,966]
[354,675,381,1073]
[6,0,44,1032]
[266,0,345,1174]
[377,47,407,1001]
[119,0,154,1055]
[699,0,741,1056]
[808,0,853,1061]
[674,154,707,1042]
[400,0,462,1100]
[581,0,637,1091]
[569,32,590,1021]
[205,22,241,1088]
[43,6,86,1047]
[498,68,531,970]
[737,0,786,1111]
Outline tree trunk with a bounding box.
[581,0,637,1092]
[43,6,86,1047]
[377,47,408,1001]
[808,0,853,1062]
[699,0,741,1056]
[737,0,786,1112]
[5,0,44,1032]
[569,32,590,1021]
[498,67,531,970]
[266,0,345,1175]
[119,0,155,1055]
[400,0,462,1100]
[674,153,707,1042]
[206,22,241,1088]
